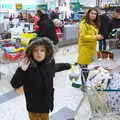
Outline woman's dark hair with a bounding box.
[36,9,43,18]
[25,37,54,67]
[85,8,100,28]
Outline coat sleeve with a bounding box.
[10,67,25,89]
[46,20,58,45]
[80,22,97,41]
[55,63,71,72]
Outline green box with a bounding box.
[37,4,48,12]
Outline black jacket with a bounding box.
[11,60,70,113]
[50,11,59,20]
[99,14,112,39]
[111,18,120,29]
[37,14,58,45]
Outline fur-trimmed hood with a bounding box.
[25,37,54,66]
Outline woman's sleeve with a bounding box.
[80,23,97,41]
[55,63,71,72]
[10,67,25,89]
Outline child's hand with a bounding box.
[19,57,30,71]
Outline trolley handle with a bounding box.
[72,83,120,92]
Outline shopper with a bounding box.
[77,8,103,84]
[99,10,112,51]
[111,9,120,29]
[37,14,58,46]
[33,9,42,32]
[53,19,62,40]
[10,37,71,120]
[50,7,60,20]
[17,12,23,20]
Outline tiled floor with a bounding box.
[1,44,120,120]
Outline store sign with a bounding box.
[37,4,48,12]
[16,4,23,10]
[70,2,80,12]
[1,4,13,9]
[23,5,36,10]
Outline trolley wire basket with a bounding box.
[86,86,120,120]
[69,64,120,120]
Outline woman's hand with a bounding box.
[19,57,30,71]
[96,34,104,40]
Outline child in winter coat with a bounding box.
[10,37,71,120]
[53,19,62,40]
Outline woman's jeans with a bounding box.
[99,39,106,51]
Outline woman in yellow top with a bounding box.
[77,8,103,84]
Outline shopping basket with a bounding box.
[0,42,25,63]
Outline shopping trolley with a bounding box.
[0,40,24,81]
[69,63,120,120]
[0,39,25,64]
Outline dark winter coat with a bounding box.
[99,14,112,39]
[37,14,58,45]
[111,18,120,29]
[50,11,59,20]
[11,59,70,113]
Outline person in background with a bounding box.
[77,8,103,85]
[10,37,71,120]
[33,9,42,32]
[50,7,60,20]
[27,13,33,23]
[111,9,120,29]
[55,7,60,18]
[37,13,58,46]
[9,14,13,21]
[53,19,62,40]
[17,12,23,20]
[99,9,112,51]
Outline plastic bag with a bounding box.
[87,67,111,90]
[69,64,82,87]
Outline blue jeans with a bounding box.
[99,39,106,51]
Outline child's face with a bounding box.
[55,22,60,27]
[32,45,46,62]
